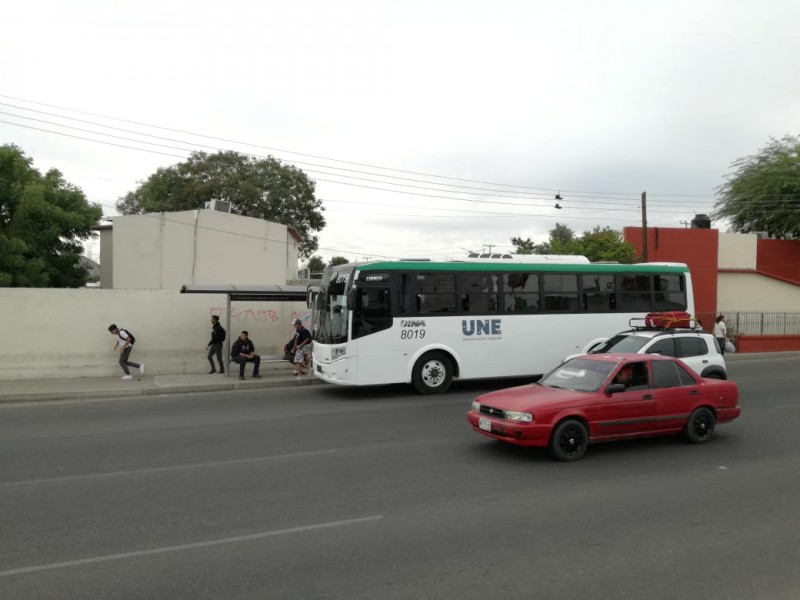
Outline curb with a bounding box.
[0,375,325,404]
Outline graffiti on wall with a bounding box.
[209,307,311,324]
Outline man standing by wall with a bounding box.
[108,324,144,380]
[206,315,226,374]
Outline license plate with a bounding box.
[479,417,492,432]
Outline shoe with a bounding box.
[219,370,224,374]
[293,372,300,377]
[208,370,217,374]
[239,376,245,380]
[121,375,132,380]
[139,364,145,375]
[252,374,262,379]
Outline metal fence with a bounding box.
[722,312,800,337]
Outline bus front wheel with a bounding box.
[412,352,453,395]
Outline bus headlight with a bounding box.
[332,347,346,360]
[504,410,533,423]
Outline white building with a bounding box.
[95,209,303,289]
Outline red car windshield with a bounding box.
[541,357,617,392]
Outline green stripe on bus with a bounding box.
[358,262,689,274]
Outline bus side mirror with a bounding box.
[346,288,356,308]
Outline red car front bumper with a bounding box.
[467,410,552,447]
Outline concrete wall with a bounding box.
[718,272,800,312]
[0,288,310,381]
[718,233,757,269]
[101,210,300,289]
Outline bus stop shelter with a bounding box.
[180,284,308,367]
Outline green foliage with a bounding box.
[328,256,349,267]
[0,145,102,287]
[511,223,636,263]
[713,135,800,238]
[306,255,326,274]
[117,150,326,257]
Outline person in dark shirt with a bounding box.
[206,315,226,374]
[231,330,261,380]
[290,318,312,376]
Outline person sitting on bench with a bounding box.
[231,330,261,380]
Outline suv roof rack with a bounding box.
[628,312,702,332]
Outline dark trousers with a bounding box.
[119,346,141,375]
[207,343,224,372]
[717,337,726,355]
[232,355,260,377]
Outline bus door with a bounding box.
[351,276,394,381]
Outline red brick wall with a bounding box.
[756,239,800,284]
[737,335,800,353]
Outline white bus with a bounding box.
[307,255,694,394]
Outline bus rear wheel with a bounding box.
[412,352,453,394]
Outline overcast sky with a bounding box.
[3,0,799,264]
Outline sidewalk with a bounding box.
[0,361,323,404]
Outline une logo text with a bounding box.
[462,319,502,336]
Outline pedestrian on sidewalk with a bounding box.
[290,318,312,376]
[231,331,261,380]
[714,315,728,355]
[108,324,144,380]
[206,315,226,374]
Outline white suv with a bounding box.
[573,328,727,379]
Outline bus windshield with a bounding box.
[311,266,352,344]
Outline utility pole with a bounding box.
[641,191,648,262]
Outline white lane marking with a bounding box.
[0,515,383,577]
[0,449,337,487]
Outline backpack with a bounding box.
[120,328,136,344]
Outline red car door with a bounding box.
[591,361,658,439]
[650,360,702,432]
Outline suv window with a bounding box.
[677,337,707,358]
[647,338,676,357]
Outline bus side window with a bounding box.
[503,272,539,313]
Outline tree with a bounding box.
[329,256,349,267]
[117,150,326,257]
[306,255,326,274]
[575,227,637,263]
[511,223,636,263]
[713,135,800,238]
[0,145,102,287]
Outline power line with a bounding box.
[3,115,724,217]
[0,92,739,202]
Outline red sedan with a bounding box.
[467,353,741,461]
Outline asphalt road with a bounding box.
[1,356,799,600]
